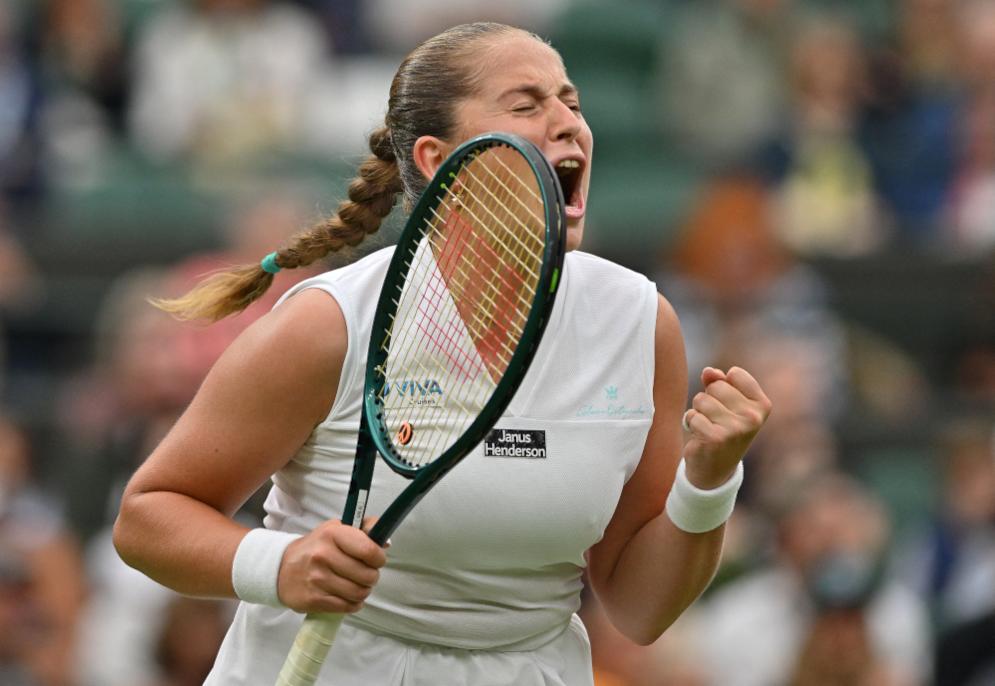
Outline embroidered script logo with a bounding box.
[576,385,649,419]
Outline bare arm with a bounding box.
[113,289,384,610]
[586,294,770,645]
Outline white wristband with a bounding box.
[665,459,744,534]
[231,528,301,607]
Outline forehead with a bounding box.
[472,33,571,95]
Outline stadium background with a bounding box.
[0,0,993,684]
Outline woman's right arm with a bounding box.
[113,288,386,613]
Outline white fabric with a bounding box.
[665,459,744,534]
[206,247,658,684]
[231,528,301,607]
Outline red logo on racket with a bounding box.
[396,422,413,446]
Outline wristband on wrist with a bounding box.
[231,528,301,607]
[665,458,744,534]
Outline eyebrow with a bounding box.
[498,82,579,101]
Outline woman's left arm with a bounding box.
[586,294,771,645]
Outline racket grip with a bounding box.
[275,613,345,686]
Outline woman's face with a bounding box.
[421,33,593,251]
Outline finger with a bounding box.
[313,560,378,602]
[725,367,770,404]
[684,408,718,439]
[700,366,727,388]
[692,391,738,426]
[701,380,755,414]
[324,548,381,588]
[359,516,392,547]
[307,594,365,615]
[335,526,388,568]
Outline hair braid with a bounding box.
[152,127,401,321]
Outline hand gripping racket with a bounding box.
[275,132,567,685]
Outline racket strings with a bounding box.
[378,144,547,467]
[390,219,523,459]
[456,160,545,281]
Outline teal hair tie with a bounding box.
[260,252,281,274]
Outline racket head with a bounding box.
[363,132,566,479]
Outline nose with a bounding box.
[548,99,581,143]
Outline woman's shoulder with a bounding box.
[275,246,395,307]
[565,250,655,289]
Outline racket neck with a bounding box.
[342,415,378,529]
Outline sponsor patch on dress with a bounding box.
[482,429,547,458]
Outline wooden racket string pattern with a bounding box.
[377,144,546,470]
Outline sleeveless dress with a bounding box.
[205,247,658,685]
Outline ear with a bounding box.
[412,135,452,182]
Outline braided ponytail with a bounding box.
[152,127,402,321]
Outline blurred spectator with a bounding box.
[858,0,961,241]
[948,0,995,252]
[28,0,127,185]
[660,177,849,427]
[152,597,231,686]
[694,472,932,686]
[0,538,44,686]
[361,0,567,53]
[759,15,887,256]
[74,529,174,686]
[0,416,85,686]
[304,0,370,54]
[659,0,791,169]
[900,418,995,629]
[0,202,42,309]
[57,267,196,545]
[0,2,44,207]
[129,0,330,165]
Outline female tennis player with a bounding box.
[113,22,771,685]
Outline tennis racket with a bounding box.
[275,132,567,686]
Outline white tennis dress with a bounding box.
[205,247,658,685]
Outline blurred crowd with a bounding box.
[0,0,993,685]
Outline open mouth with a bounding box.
[554,159,585,218]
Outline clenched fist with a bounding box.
[682,366,771,489]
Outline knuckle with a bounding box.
[305,569,326,588]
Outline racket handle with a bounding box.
[275,613,345,686]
